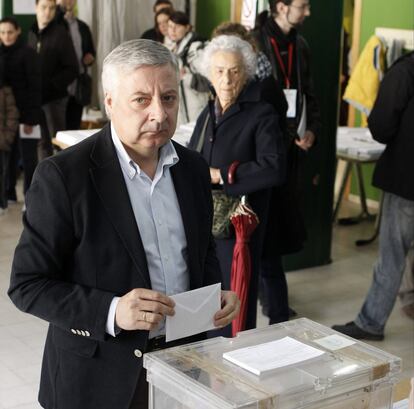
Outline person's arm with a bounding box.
[4,87,19,147]
[51,28,79,90]
[8,159,115,342]
[21,47,42,126]
[299,38,321,144]
[368,59,414,144]
[219,106,286,197]
[79,21,96,66]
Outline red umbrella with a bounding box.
[230,196,259,337]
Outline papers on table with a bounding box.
[336,127,385,160]
[166,283,221,342]
[19,124,41,139]
[56,129,99,147]
[393,399,409,409]
[223,336,325,376]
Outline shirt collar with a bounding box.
[110,123,179,180]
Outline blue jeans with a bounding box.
[356,192,414,334]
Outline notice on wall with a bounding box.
[241,0,258,30]
[13,0,36,15]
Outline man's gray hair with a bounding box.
[201,35,257,79]
[102,39,179,94]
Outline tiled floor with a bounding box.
[0,196,413,408]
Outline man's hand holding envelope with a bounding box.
[115,284,240,340]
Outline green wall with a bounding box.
[195,0,231,38]
[351,0,414,202]
[2,0,35,40]
[284,0,343,270]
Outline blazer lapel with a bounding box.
[89,126,151,288]
[170,151,201,289]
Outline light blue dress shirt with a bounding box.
[106,124,190,338]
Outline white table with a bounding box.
[54,122,196,150]
[334,127,386,246]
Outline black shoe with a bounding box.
[332,321,384,341]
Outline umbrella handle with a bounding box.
[228,161,240,185]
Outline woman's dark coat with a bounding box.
[0,38,42,125]
[189,80,286,332]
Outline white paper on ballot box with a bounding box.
[166,283,221,342]
[223,336,325,376]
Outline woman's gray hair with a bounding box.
[201,35,257,79]
[102,39,179,94]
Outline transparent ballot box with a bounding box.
[144,318,402,409]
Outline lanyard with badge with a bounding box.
[269,37,297,119]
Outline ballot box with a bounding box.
[144,318,401,409]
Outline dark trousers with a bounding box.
[66,96,84,130]
[0,150,10,209]
[7,133,39,199]
[260,254,289,324]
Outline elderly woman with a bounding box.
[189,35,286,336]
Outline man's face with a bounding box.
[36,0,56,29]
[210,51,247,109]
[105,64,179,155]
[60,0,76,11]
[280,0,311,28]
[0,23,20,47]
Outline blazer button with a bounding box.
[76,330,82,336]
[71,329,77,334]
[85,331,90,337]
[81,330,86,337]
[134,349,143,358]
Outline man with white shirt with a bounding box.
[8,39,239,409]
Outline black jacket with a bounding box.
[0,38,42,125]
[189,80,286,222]
[141,27,162,42]
[55,6,96,60]
[28,20,78,104]
[254,18,321,140]
[8,124,221,409]
[369,51,414,201]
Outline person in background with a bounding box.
[211,21,287,131]
[154,7,174,47]
[0,55,19,215]
[189,35,286,337]
[56,0,96,130]
[0,17,42,207]
[167,11,209,125]
[8,39,239,409]
[253,0,321,325]
[141,0,173,42]
[28,0,78,159]
[333,51,414,340]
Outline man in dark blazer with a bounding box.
[8,39,239,409]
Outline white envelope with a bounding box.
[166,283,221,342]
